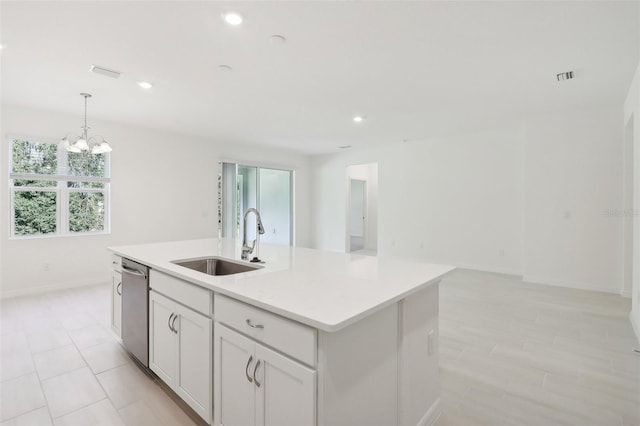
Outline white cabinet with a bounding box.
[149,290,212,424]
[110,256,122,339]
[214,323,316,426]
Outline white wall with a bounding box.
[311,106,626,293]
[0,104,311,297]
[312,125,524,275]
[624,61,640,341]
[523,107,624,293]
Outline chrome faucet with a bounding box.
[242,208,265,261]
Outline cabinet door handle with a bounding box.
[171,314,178,334]
[116,282,122,296]
[245,355,254,383]
[168,313,175,332]
[246,319,264,329]
[253,360,262,388]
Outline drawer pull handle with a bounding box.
[171,314,178,334]
[245,356,254,383]
[246,319,264,329]
[116,282,122,296]
[168,313,175,332]
[253,360,262,387]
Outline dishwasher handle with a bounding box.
[122,264,147,279]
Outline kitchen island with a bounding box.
[109,238,454,426]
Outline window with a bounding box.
[218,162,293,246]
[9,138,110,238]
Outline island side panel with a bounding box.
[317,303,399,426]
[399,282,440,426]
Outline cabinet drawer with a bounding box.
[150,270,212,316]
[215,295,317,366]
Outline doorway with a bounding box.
[346,163,378,254]
[349,179,366,251]
[219,162,293,246]
[623,117,634,297]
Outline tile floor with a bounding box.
[0,284,197,426]
[1,270,638,425]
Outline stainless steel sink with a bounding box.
[171,257,261,276]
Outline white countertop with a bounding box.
[109,238,454,332]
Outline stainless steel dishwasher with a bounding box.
[121,258,150,367]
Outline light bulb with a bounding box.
[74,138,89,151]
[92,141,112,154]
[67,143,82,153]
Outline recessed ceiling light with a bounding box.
[353,116,364,123]
[270,35,286,44]
[222,12,243,26]
[0,44,4,50]
[137,81,153,90]
[218,64,233,72]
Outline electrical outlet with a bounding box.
[43,262,50,271]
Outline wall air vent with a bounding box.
[89,65,122,79]
[556,71,574,81]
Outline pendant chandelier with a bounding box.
[60,93,112,154]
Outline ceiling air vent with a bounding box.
[89,65,122,79]
[556,71,574,81]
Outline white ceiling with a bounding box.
[1,1,638,155]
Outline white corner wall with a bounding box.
[312,124,525,275]
[0,104,311,297]
[523,107,624,293]
[624,61,640,342]
[311,106,627,294]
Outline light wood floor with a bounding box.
[436,269,640,426]
[1,269,638,425]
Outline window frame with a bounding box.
[8,137,111,239]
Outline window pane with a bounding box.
[13,179,57,187]
[67,181,105,189]
[68,151,106,178]
[13,190,57,236]
[11,140,57,174]
[69,192,105,233]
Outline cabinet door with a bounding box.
[149,291,176,387]
[255,344,316,426]
[214,323,256,426]
[111,270,122,338]
[175,303,212,423]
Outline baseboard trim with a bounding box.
[418,259,521,277]
[0,278,108,299]
[417,397,441,426]
[631,310,640,345]
[522,275,621,295]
